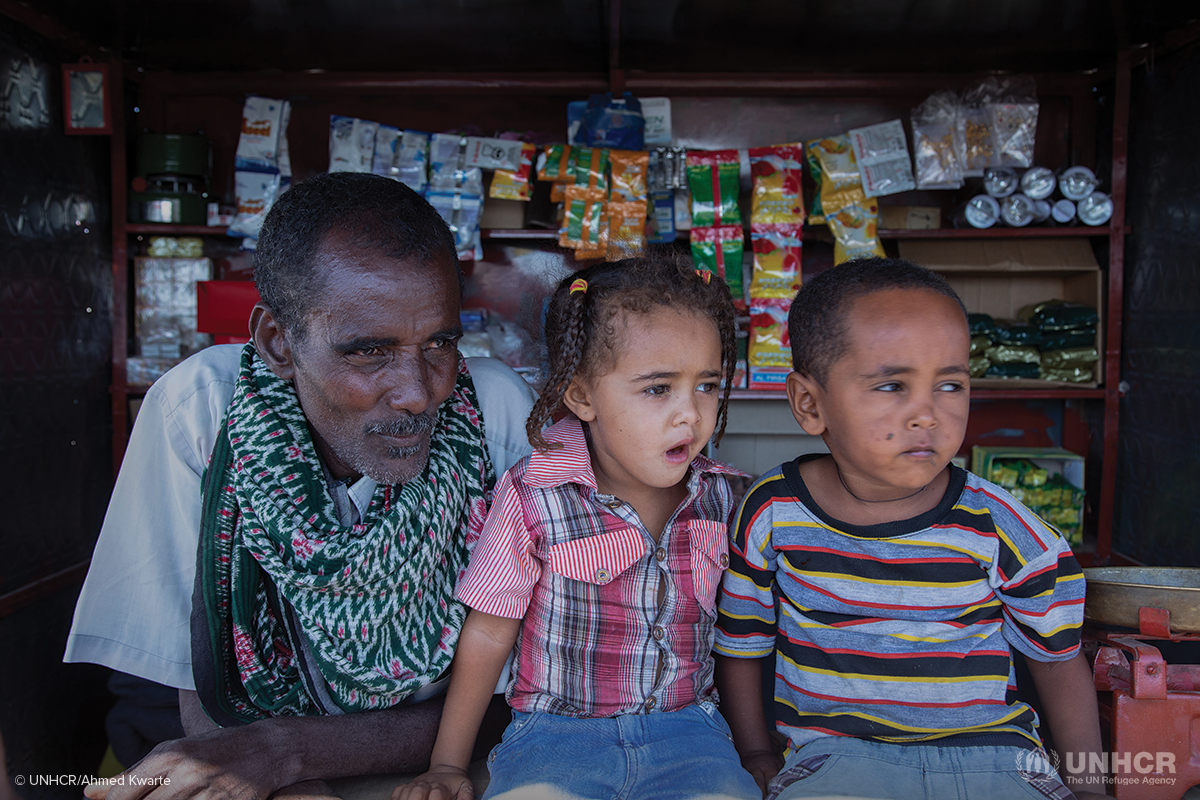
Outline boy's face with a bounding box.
[787,287,970,500]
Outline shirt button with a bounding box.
[606,499,621,509]
[595,567,611,584]
[719,553,729,568]
[655,547,667,562]
[653,626,664,641]
[645,696,656,710]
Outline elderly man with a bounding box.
[65,172,535,798]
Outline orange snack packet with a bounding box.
[609,150,650,202]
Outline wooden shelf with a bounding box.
[876,226,1109,238]
[480,228,558,240]
[730,386,1107,401]
[126,223,230,236]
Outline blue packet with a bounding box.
[581,92,645,150]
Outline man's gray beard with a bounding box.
[355,411,437,485]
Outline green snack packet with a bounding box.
[690,225,745,299]
[1040,366,1095,383]
[969,355,991,378]
[1033,302,1099,331]
[567,146,610,193]
[989,463,1020,489]
[993,323,1043,347]
[686,149,742,228]
[1040,328,1097,350]
[970,335,992,356]
[985,344,1041,364]
[968,313,996,336]
[805,145,825,224]
[984,362,1040,379]
[1040,347,1099,370]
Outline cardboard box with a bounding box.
[880,205,941,230]
[898,238,1103,387]
[970,446,1085,547]
[479,197,527,229]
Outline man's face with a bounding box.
[286,228,462,485]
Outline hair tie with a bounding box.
[695,269,712,285]
[569,278,589,295]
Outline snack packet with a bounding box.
[911,91,964,190]
[609,149,650,202]
[489,142,537,201]
[574,212,609,261]
[686,149,742,227]
[606,200,648,261]
[748,144,806,225]
[805,135,867,217]
[235,96,289,171]
[749,224,802,299]
[848,120,916,197]
[426,190,483,261]
[690,226,744,298]
[329,115,378,173]
[567,146,609,193]
[560,185,607,249]
[537,144,573,183]
[826,200,884,265]
[748,298,793,368]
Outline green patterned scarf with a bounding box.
[193,343,492,725]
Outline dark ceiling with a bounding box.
[16,0,1200,75]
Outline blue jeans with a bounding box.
[769,736,1074,800]
[482,702,762,800]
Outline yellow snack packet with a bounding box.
[606,200,648,261]
[748,299,793,368]
[609,150,649,202]
[805,134,867,217]
[489,142,537,201]
[827,200,885,264]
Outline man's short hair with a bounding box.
[788,256,968,386]
[253,172,461,338]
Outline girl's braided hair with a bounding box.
[526,252,738,451]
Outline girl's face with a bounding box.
[564,309,723,500]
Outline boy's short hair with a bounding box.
[788,256,968,386]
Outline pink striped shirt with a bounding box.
[456,418,744,718]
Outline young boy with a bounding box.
[714,258,1108,800]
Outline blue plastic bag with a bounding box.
[581,92,645,150]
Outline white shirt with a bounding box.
[64,344,536,690]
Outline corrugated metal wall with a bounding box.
[1115,45,1200,566]
[0,14,114,792]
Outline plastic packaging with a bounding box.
[689,226,745,298]
[567,146,609,193]
[749,224,803,299]
[328,115,378,173]
[848,120,916,197]
[827,200,885,265]
[235,96,289,172]
[999,193,1036,227]
[1076,191,1114,226]
[1020,166,1056,200]
[429,134,485,195]
[748,144,806,225]
[805,135,867,217]
[1059,166,1099,201]
[748,298,793,368]
[1032,302,1099,331]
[427,190,483,261]
[559,185,607,250]
[537,144,573,183]
[1051,198,1077,224]
[606,200,648,261]
[911,90,964,190]
[580,92,645,151]
[985,344,1042,365]
[686,149,742,227]
[960,195,1001,229]
[609,149,650,202]
[489,142,537,201]
[983,167,1019,198]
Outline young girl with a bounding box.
[394,256,762,800]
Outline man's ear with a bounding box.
[560,376,596,422]
[249,302,296,381]
[786,371,827,436]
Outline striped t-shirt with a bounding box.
[714,455,1084,755]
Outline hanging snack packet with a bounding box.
[748,298,793,368]
[560,185,607,250]
[394,131,430,193]
[429,133,485,195]
[537,144,573,183]
[748,144,806,225]
[372,124,401,179]
[574,212,609,261]
[489,142,538,201]
[235,96,289,171]
[329,115,378,173]
[749,224,802,299]
[606,200,648,261]
[690,226,744,299]
[827,200,885,265]
[848,120,916,197]
[609,150,650,202]
[911,91,964,190]
[686,150,742,228]
[427,190,483,261]
[567,146,609,193]
[805,135,867,217]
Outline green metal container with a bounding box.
[137,133,209,178]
